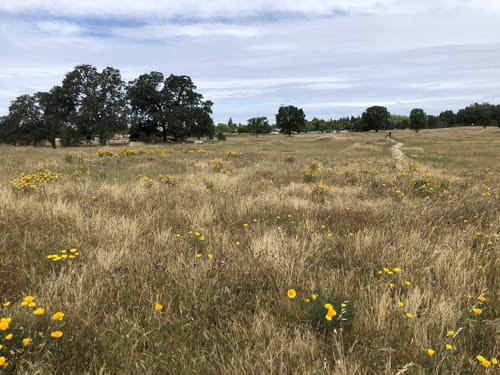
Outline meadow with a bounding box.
[0,127,498,374]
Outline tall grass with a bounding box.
[0,128,498,374]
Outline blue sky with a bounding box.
[1,0,500,124]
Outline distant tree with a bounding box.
[37,86,73,147]
[456,102,498,127]
[427,114,438,129]
[361,106,389,133]
[438,110,457,126]
[128,73,213,142]
[247,117,271,136]
[62,64,127,144]
[409,108,426,133]
[0,94,45,146]
[276,105,306,136]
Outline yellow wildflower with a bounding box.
[22,338,31,346]
[405,312,413,319]
[2,302,10,307]
[447,330,455,336]
[478,296,487,303]
[50,331,63,339]
[52,312,65,321]
[311,294,317,300]
[476,355,491,368]
[154,304,163,311]
[445,344,453,350]
[287,289,297,299]
[5,333,13,340]
[0,356,7,368]
[325,307,337,321]
[472,307,482,316]
[33,308,44,315]
[427,348,436,357]
[398,301,404,308]
[393,267,401,273]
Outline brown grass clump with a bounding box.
[0,128,498,373]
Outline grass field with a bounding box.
[0,127,498,374]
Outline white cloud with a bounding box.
[1,1,500,122]
[2,0,500,19]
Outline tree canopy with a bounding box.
[247,117,271,136]
[361,106,389,132]
[276,105,306,136]
[0,65,214,146]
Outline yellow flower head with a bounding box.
[325,308,337,321]
[2,302,10,307]
[404,281,411,286]
[472,307,482,316]
[23,296,35,303]
[22,338,31,346]
[52,312,65,321]
[154,304,163,311]
[393,267,401,273]
[427,348,436,357]
[33,308,44,315]
[311,294,317,300]
[476,355,491,368]
[0,320,9,331]
[28,302,36,308]
[287,289,297,299]
[478,295,487,303]
[445,344,454,350]
[447,330,455,336]
[491,358,498,365]
[0,356,7,368]
[398,301,405,308]
[405,312,413,319]
[50,331,63,339]
[5,333,13,340]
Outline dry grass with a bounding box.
[0,128,498,374]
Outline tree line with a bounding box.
[0,65,214,147]
[221,103,500,136]
[2,65,500,146]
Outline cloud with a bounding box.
[3,0,500,20]
[1,1,500,122]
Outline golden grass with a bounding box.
[0,129,498,374]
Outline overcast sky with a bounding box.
[1,1,500,124]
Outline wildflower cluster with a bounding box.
[287,289,351,334]
[472,226,498,250]
[376,266,413,317]
[10,169,61,191]
[118,147,141,156]
[97,149,114,157]
[210,159,223,172]
[303,162,321,183]
[141,175,154,188]
[1,295,66,370]
[312,180,329,197]
[158,173,176,186]
[47,248,79,262]
[413,174,450,198]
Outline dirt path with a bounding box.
[388,138,410,161]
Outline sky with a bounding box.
[1,0,500,124]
